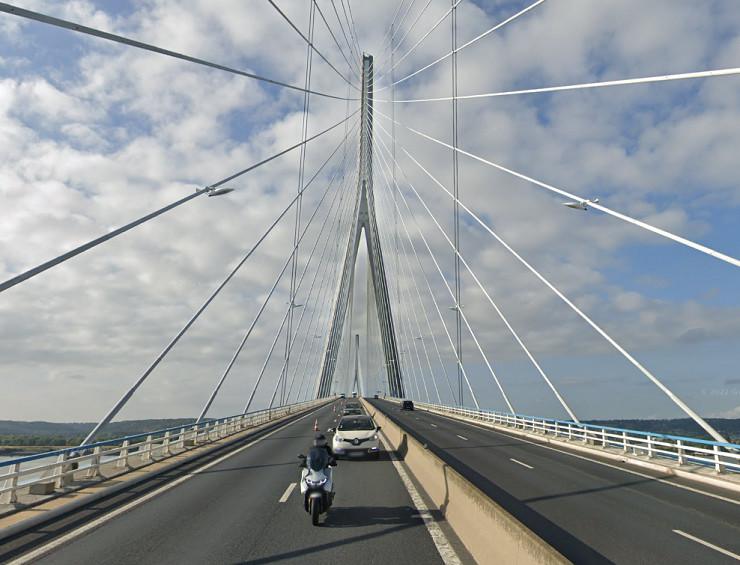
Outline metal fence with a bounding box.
[0,398,329,504]
[387,398,740,475]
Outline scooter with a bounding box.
[298,448,336,526]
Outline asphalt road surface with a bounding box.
[2,402,452,565]
[367,399,740,565]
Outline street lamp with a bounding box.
[205,186,236,197]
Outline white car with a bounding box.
[331,415,381,458]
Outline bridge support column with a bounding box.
[316,53,404,399]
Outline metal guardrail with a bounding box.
[385,398,740,475]
[0,398,329,504]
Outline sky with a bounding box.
[0,0,738,425]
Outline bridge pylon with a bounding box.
[316,54,404,398]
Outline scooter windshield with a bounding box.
[307,447,329,471]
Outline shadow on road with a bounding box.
[440,443,523,450]
[521,476,661,504]
[236,522,420,565]
[322,505,421,528]
[197,461,297,475]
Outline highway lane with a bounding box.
[7,402,452,564]
[368,399,740,564]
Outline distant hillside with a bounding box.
[584,418,740,443]
[0,418,196,447]
[1,417,738,448]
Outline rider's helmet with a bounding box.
[313,433,327,447]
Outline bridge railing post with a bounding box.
[176,427,186,449]
[86,446,102,478]
[53,452,68,489]
[676,439,684,465]
[163,431,172,455]
[646,435,653,458]
[1,462,20,504]
[117,440,130,468]
[142,435,153,461]
[601,429,607,448]
[713,445,724,473]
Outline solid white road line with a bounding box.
[510,458,534,470]
[673,530,740,561]
[428,410,740,506]
[279,482,297,503]
[430,423,437,428]
[456,435,468,441]
[8,406,326,565]
[380,435,462,565]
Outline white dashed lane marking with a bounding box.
[279,482,297,503]
[510,458,533,470]
[673,530,740,561]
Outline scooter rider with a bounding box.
[314,433,336,462]
[300,434,337,467]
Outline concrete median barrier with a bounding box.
[363,399,570,565]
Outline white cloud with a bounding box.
[0,0,738,424]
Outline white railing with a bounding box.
[385,398,740,475]
[0,398,330,505]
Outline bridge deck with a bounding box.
[368,399,740,565]
[1,402,465,564]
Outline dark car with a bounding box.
[401,400,414,411]
[373,394,379,399]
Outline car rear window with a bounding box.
[338,417,375,431]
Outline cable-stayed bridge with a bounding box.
[1,1,739,563]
